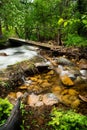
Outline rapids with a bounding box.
[0,45,38,69]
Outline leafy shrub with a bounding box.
[48,108,87,130]
[64,34,87,46]
[0,98,13,126]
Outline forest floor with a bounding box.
[0,43,87,130]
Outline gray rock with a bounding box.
[56,57,75,66]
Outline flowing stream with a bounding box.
[0,45,38,69]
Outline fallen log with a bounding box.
[9,37,87,59]
[0,97,21,130]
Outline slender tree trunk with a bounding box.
[57,29,62,46]
[0,21,2,37]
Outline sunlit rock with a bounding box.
[60,75,74,86]
[27,94,43,107]
[27,93,58,107]
[35,101,44,107]
[16,91,23,98]
[27,93,39,106]
[43,93,58,105]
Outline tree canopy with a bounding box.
[0,0,87,46]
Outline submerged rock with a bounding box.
[61,94,80,108]
[57,65,80,81]
[60,75,74,86]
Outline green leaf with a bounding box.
[64,21,68,27]
[58,18,64,25]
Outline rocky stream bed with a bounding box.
[0,45,87,130]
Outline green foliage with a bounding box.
[20,103,26,130]
[64,34,87,46]
[48,108,87,130]
[0,98,13,126]
[0,0,87,46]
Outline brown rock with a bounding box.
[71,99,80,108]
[19,85,28,89]
[61,95,71,105]
[51,86,62,94]
[8,92,16,98]
[60,75,74,86]
[16,92,23,98]
[61,94,80,108]
[37,79,43,84]
[79,59,87,69]
[0,52,8,56]
[61,89,68,95]
[41,82,51,88]
[47,70,54,75]
[27,94,43,107]
[30,77,38,81]
[68,89,78,96]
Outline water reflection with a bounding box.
[0,45,38,69]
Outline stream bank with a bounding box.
[0,43,87,130]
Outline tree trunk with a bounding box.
[57,29,62,46]
[0,21,2,37]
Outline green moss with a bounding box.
[48,108,87,130]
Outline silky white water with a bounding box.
[0,45,38,69]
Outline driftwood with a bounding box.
[0,97,21,130]
[79,95,87,103]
